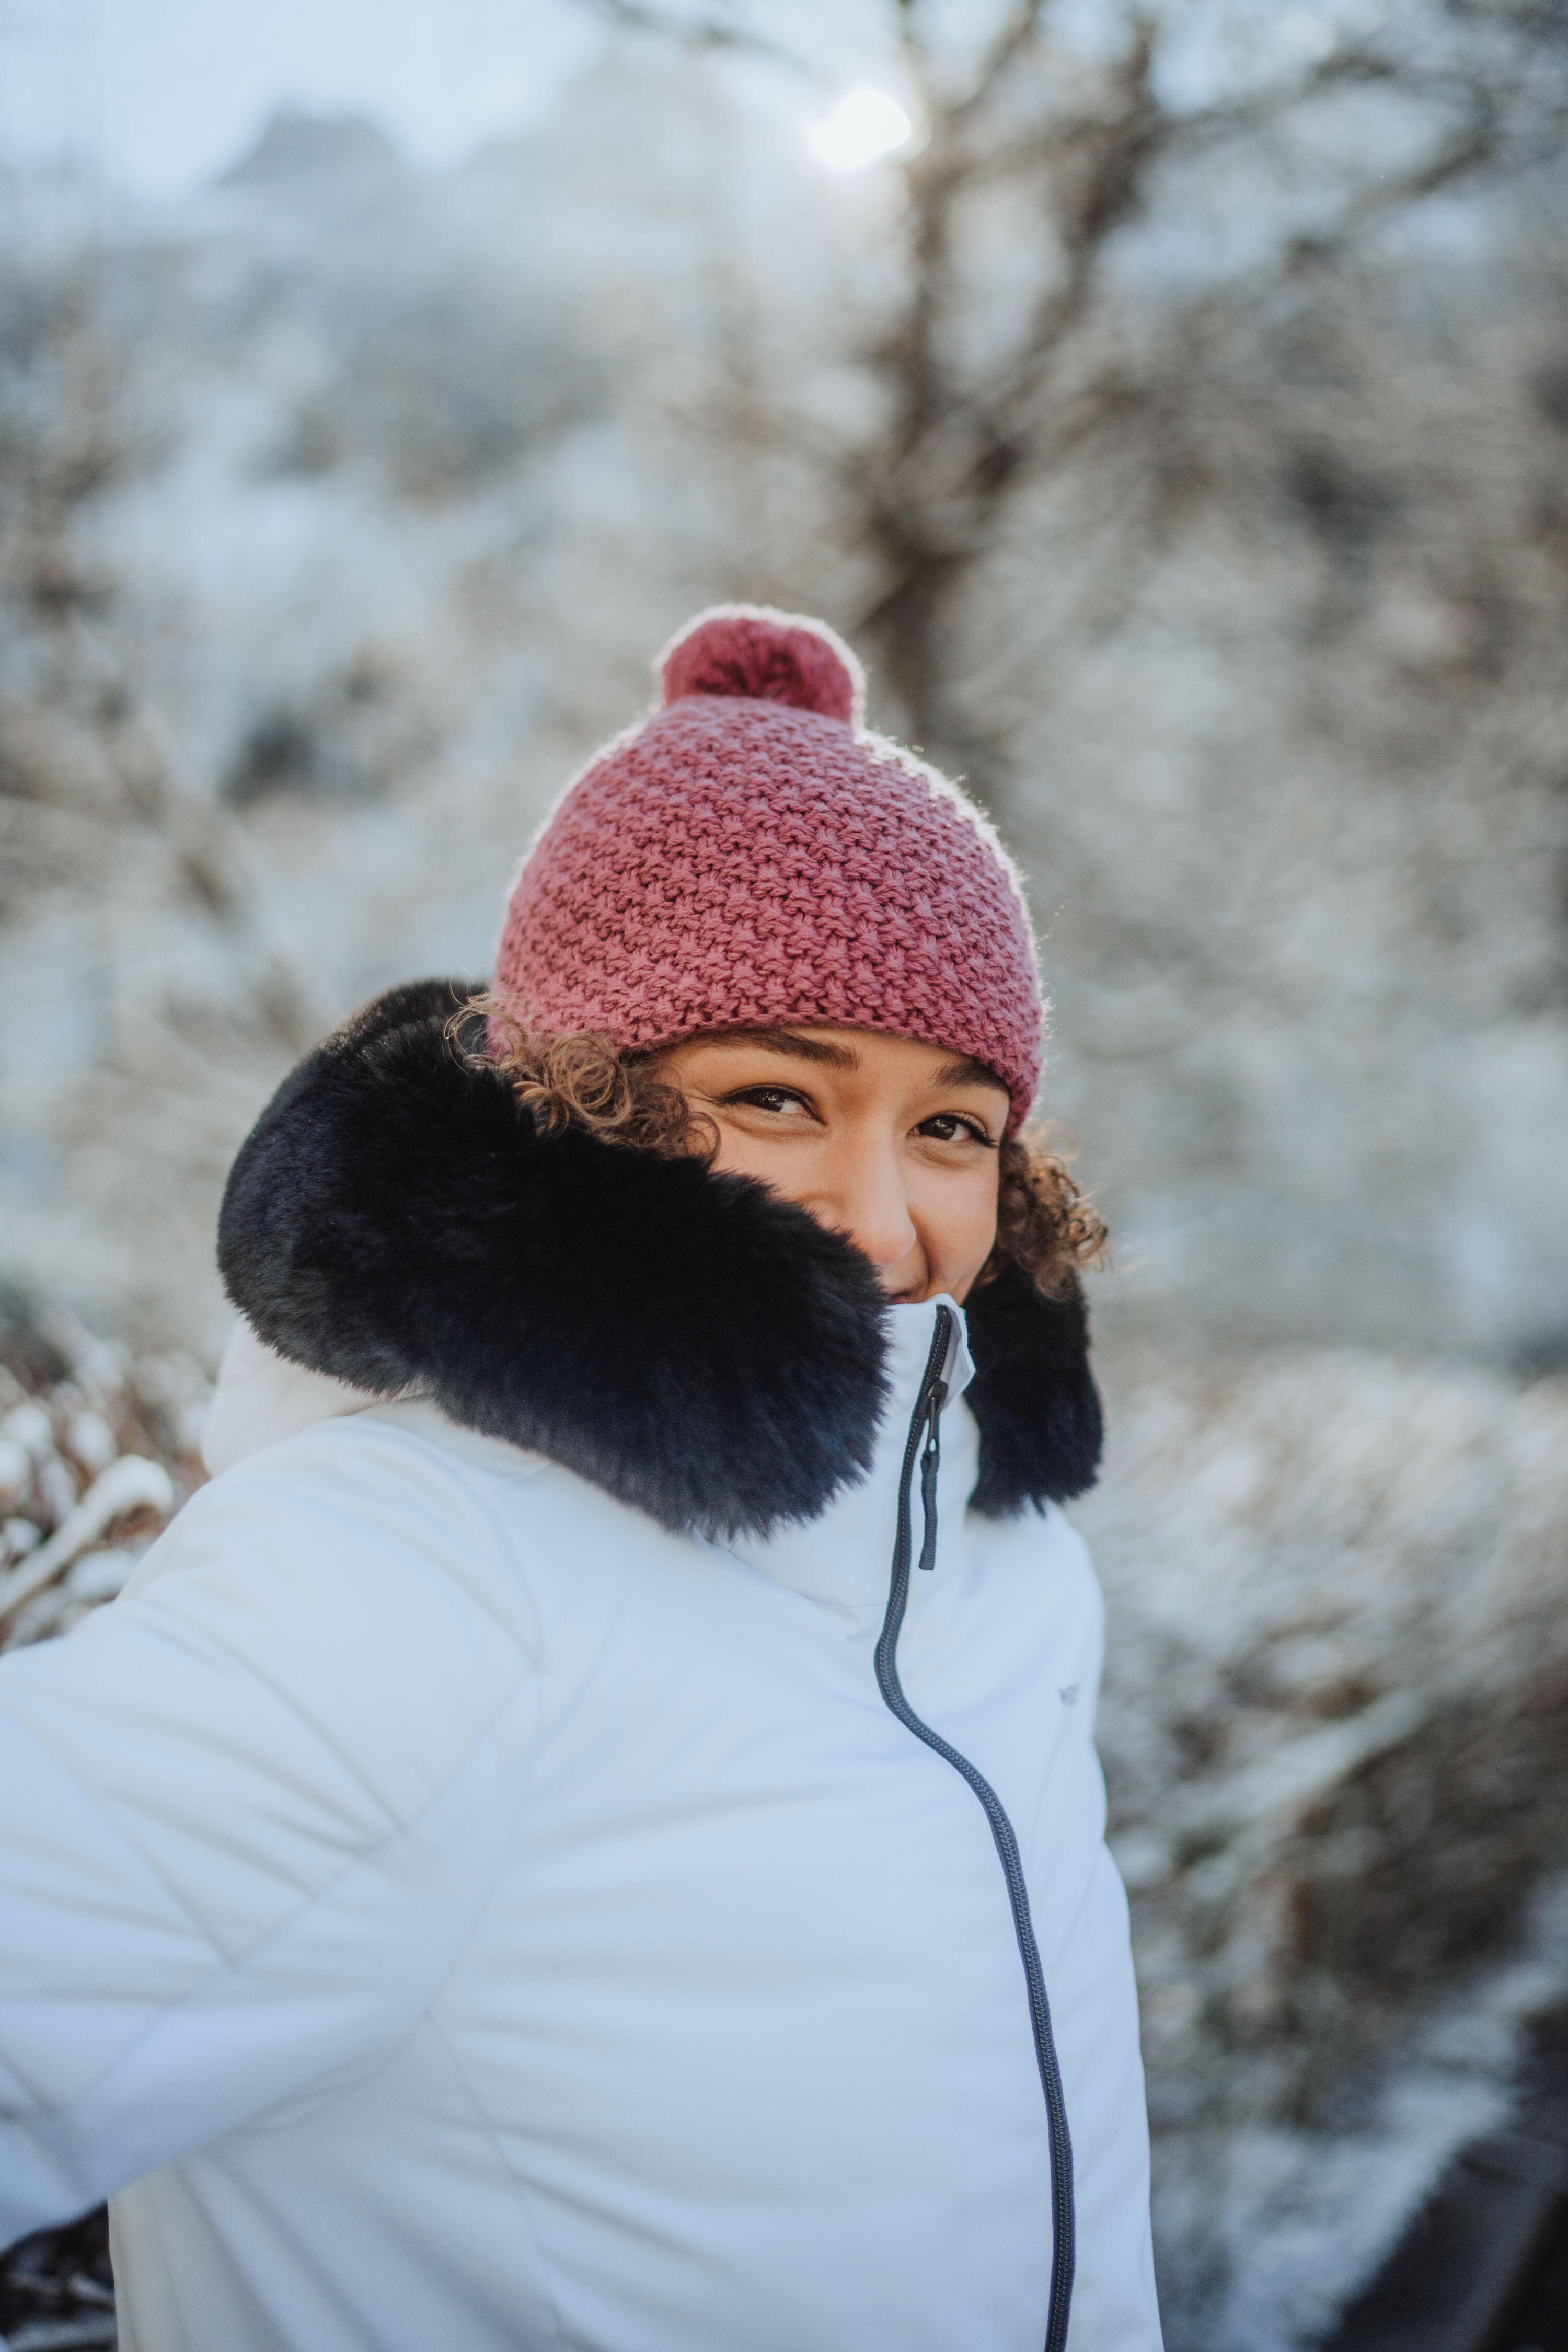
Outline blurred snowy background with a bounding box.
[3,0,1568,2344]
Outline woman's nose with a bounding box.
[813,1143,918,1274]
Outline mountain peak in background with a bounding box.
[219,106,407,196]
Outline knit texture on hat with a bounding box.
[494,605,1044,1131]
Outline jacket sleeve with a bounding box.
[0,1426,537,2246]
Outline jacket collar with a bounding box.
[216,979,1102,1541]
[722,1298,978,1612]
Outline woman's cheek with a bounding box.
[919,1169,1000,1297]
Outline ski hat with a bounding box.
[493,605,1044,1133]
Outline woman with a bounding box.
[0,608,1161,2350]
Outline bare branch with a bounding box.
[962,21,1160,451]
[1160,34,1548,165]
[574,0,820,80]
[1158,40,1403,154]
[895,0,938,118]
[949,0,1053,128]
[1283,89,1506,269]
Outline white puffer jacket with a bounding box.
[0,984,1162,2352]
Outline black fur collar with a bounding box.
[218,979,1101,1540]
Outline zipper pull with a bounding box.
[917,1380,946,1572]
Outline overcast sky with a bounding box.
[0,0,605,196]
[0,1,1358,205]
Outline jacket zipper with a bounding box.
[871,1302,1076,2352]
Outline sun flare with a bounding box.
[806,88,913,174]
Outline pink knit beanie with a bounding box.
[493,605,1044,1132]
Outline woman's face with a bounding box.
[652,1026,1008,1304]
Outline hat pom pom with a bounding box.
[659,604,864,727]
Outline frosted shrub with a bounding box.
[0,1298,203,1653]
[1077,1344,1568,2346]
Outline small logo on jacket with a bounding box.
[1058,1684,1079,1707]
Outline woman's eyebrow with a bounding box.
[931,1055,1009,1094]
[710,1028,859,1069]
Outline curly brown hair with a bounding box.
[467,995,1106,1300]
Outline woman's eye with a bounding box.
[920,1113,990,1145]
[726,1086,814,1118]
